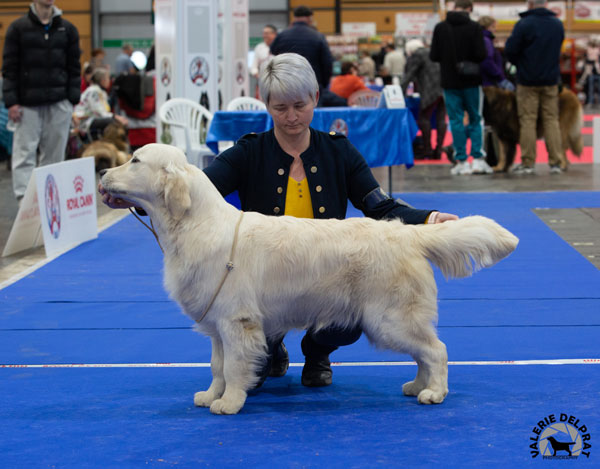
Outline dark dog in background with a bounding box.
[79,120,130,172]
[482,87,584,172]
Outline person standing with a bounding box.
[2,0,81,200]
[357,50,376,81]
[505,0,565,174]
[114,44,136,75]
[250,25,277,79]
[430,0,490,175]
[250,25,277,99]
[478,16,514,91]
[402,39,447,160]
[383,44,406,81]
[269,6,345,107]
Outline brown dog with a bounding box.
[79,121,130,172]
[482,87,584,171]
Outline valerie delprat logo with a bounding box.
[530,413,591,459]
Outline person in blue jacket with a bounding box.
[504,0,565,174]
[99,53,458,389]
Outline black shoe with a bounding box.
[300,335,334,387]
[269,341,289,377]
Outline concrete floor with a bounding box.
[2,158,599,287]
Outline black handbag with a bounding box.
[445,23,480,77]
[456,60,480,77]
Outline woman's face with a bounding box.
[488,21,497,34]
[267,94,317,138]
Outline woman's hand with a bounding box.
[428,211,459,224]
[98,182,135,209]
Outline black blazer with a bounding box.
[204,128,433,224]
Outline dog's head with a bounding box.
[102,121,128,151]
[100,143,192,219]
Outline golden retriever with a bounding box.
[100,143,519,415]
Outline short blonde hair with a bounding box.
[478,16,496,30]
[258,53,319,105]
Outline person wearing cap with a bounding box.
[269,6,346,107]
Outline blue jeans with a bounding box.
[443,87,485,162]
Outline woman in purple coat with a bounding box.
[478,16,514,91]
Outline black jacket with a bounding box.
[203,129,433,224]
[269,22,333,89]
[429,11,486,89]
[2,6,81,108]
[504,8,564,86]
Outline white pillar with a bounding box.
[593,117,600,164]
[155,0,219,142]
[219,0,249,108]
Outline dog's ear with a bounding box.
[163,163,191,219]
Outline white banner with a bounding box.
[574,1,600,22]
[342,22,377,38]
[34,157,98,258]
[395,12,440,39]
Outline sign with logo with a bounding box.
[530,413,592,459]
[3,158,97,258]
[380,85,406,109]
[35,158,97,257]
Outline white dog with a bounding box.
[100,143,519,415]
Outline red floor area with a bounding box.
[416,123,595,166]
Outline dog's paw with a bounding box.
[417,388,448,405]
[209,398,244,415]
[402,380,426,396]
[194,391,217,407]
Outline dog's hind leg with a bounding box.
[403,338,448,404]
[194,336,225,407]
[209,316,267,415]
[363,302,448,404]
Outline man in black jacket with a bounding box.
[2,0,81,200]
[430,0,489,175]
[505,0,565,174]
[269,6,345,107]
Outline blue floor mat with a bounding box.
[0,365,597,468]
[1,191,599,467]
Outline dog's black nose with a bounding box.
[99,169,107,177]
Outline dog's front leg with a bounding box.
[194,336,225,407]
[209,317,266,415]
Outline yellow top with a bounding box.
[284,177,314,218]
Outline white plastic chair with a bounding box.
[226,96,267,111]
[347,89,382,108]
[159,98,215,168]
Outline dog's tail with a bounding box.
[415,216,519,279]
[567,106,584,157]
[562,92,584,157]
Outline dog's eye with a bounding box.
[131,157,140,163]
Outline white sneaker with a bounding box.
[450,160,472,175]
[471,158,493,174]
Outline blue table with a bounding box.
[206,107,417,169]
